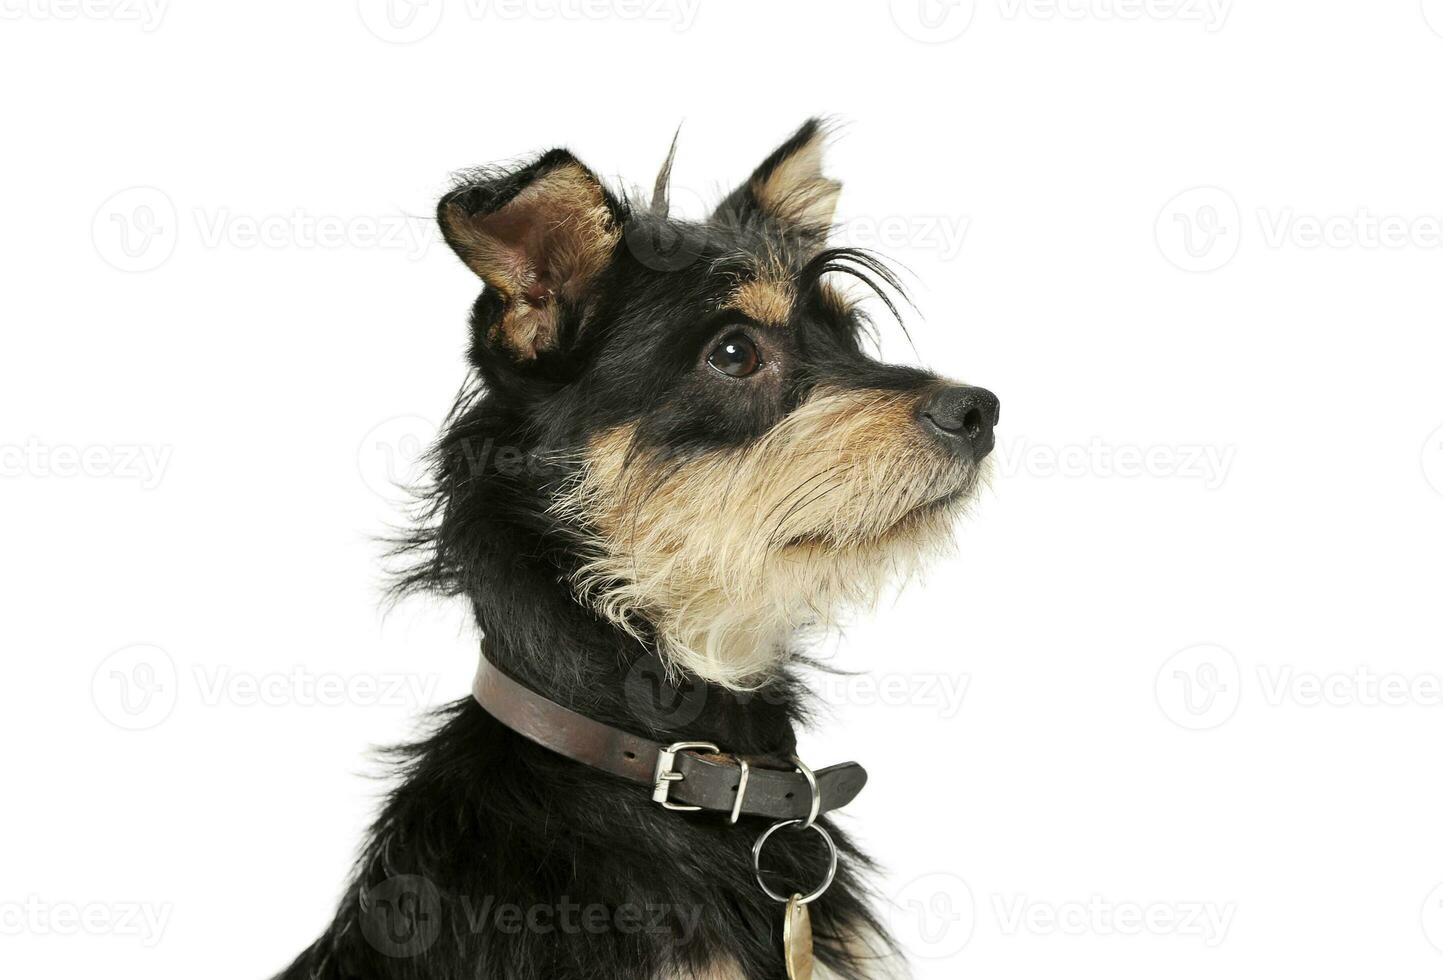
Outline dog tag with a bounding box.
[783,894,813,980]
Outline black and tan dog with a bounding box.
[277,120,998,980]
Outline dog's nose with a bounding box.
[919,385,1000,461]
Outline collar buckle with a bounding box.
[651,741,720,811]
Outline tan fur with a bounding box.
[655,959,746,980]
[727,276,796,326]
[751,129,841,235]
[553,386,980,688]
[819,280,857,320]
[442,163,619,359]
[655,932,907,979]
[816,927,912,979]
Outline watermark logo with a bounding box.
[994,437,1235,489]
[1160,188,1443,271]
[1422,881,1443,954]
[1257,666,1443,709]
[93,188,438,272]
[357,0,445,42]
[838,212,970,262]
[1256,208,1443,251]
[1422,424,1443,498]
[890,0,976,42]
[992,894,1235,946]
[92,647,439,729]
[995,0,1231,30]
[459,895,702,943]
[1423,0,1443,40]
[0,439,172,488]
[360,875,443,958]
[359,0,700,43]
[1159,651,1443,729]
[93,187,178,273]
[1156,187,1241,273]
[623,207,708,273]
[626,193,969,273]
[1156,644,1241,731]
[0,896,173,947]
[358,415,437,501]
[191,209,434,258]
[623,657,709,729]
[889,872,976,959]
[818,672,971,719]
[891,0,1230,40]
[191,666,438,709]
[0,0,168,30]
[91,644,178,731]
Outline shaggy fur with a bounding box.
[273,119,996,980]
[556,386,979,688]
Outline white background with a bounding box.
[4,1,1443,977]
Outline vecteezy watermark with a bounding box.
[92,644,179,731]
[356,0,446,42]
[0,439,173,489]
[1423,881,1443,954]
[357,415,437,501]
[992,894,1236,946]
[993,437,1237,489]
[92,645,440,731]
[360,875,443,958]
[93,187,178,273]
[837,213,971,262]
[815,672,971,719]
[888,873,976,959]
[192,666,439,709]
[0,0,168,30]
[623,659,971,728]
[1156,187,1242,274]
[995,0,1230,29]
[93,188,437,273]
[1421,423,1443,498]
[0,896,173,947]
[458,895,702,945]
[356,419,578,502]
[888,875,1234,954]
[1424,0,1443,40]
[890,0,1229,42]
[890,0,976,42]
[357,0,701,44]
[623,185,971,272]
[1155,644,1242,731]
[1256,666,1443,709]
[1159,187,1443,272]
[1255,208,1443,251]
[192,209,434,259]
[1158,648,1443,730]
[357,875,704,958]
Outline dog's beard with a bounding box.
[553,386,986,689]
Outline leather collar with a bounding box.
[471,646,868,821]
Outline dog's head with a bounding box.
[428,119,998,688]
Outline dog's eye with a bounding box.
[707,333,761,378]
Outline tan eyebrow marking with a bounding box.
[725,277,796,326]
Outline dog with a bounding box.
[275,119,998,980]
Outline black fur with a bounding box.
[276,120,962,980]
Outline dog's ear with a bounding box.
[714,118,840,243]
[438,150,621,361]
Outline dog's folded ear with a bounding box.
[714,118,841,246]
[438,150,621,361]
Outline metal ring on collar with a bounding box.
[791,755,820,829]
[751,818,839,905]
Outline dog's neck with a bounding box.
[469,550,804,758]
